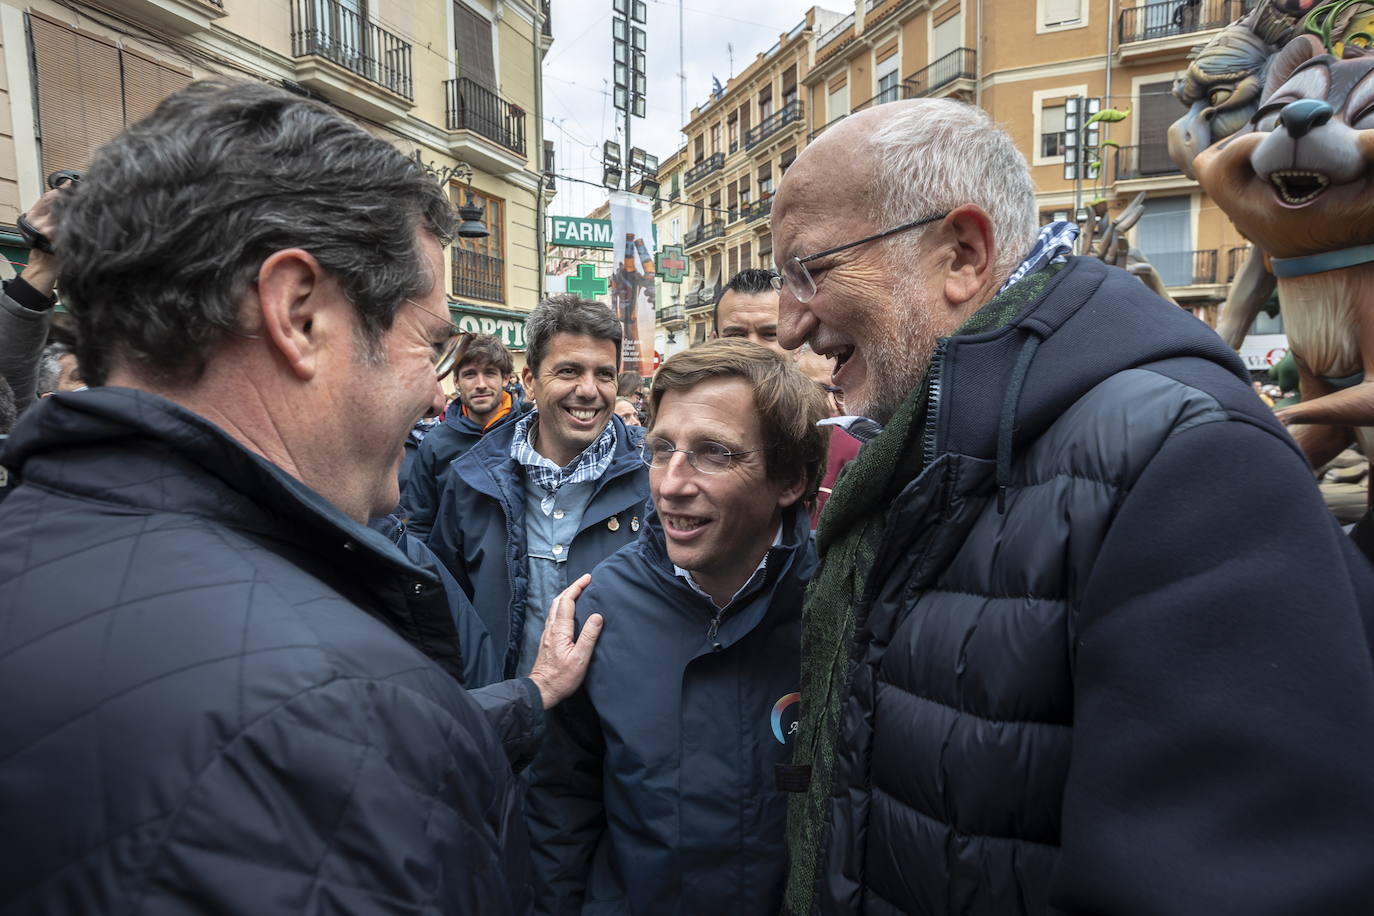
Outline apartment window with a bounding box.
[728,245,739,280]
[694,135,705,161]
[740,241,752,269]
[727,180,738,219]
[728,115,739,150]
[30,13,192,174]
[452,187,504,302]
[875,49,900,104]
[827,81,848,122]
[1042,0,1083,28]
[759,85,773,121]
[454,2,496,89]
[671,217,681,244]
[711,123,722,154]
[780,146,797,174]
[758,163,773,197]
[1040,104,1067,158]
[932,7,962,60]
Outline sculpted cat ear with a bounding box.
[1265,35,1325,98]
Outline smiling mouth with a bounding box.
[664,513,709,532]
[1269,170,1331,206]
[566,406,599,422]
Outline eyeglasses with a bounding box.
[639,436,768,474]
[770,211,950,303]
[403,298,473,380]
[816,382,843,396]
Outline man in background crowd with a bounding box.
[714,267,791,359]
[795,343,860,526]
[402,333,525,539]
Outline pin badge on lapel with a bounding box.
[608,517,620,532]
[630,516,641,532]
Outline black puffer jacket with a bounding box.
[0,388,530,914]
[810,258,1374,914]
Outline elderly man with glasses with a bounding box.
[525,338,829,916]
[0,81,538,913]
[770,99,1374,915]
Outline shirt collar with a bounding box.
[673,521,783,608]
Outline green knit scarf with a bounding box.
[782,265,1062,914]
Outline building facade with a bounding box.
[668,0,1265,349]
[0,0,551,365]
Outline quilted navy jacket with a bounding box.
[425,415,649,683]
[526,504,815,915]
[400,398,528,541]
[804,257,1374,915]
[0,388,531,915]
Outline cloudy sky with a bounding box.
[542,0,820,217]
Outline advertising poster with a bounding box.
[608,190,657,377]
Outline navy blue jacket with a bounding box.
[0,388,530,914]
[426,414,650,683]
[526,504,815,915]
[400,397,527,541]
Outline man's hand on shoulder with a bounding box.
[528,573,604,709]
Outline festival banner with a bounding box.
[607,190,657,377]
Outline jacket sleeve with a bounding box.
[140,675,532,915]
[399,439,442,541]
[469,677,547,773]
[1053,418,1374,914]
[424,481,471,595]
[0,279,54,414]
[524,620,607,914]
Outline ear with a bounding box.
[1263,34,1323,99]
[522,363,536,394]
[939,204,996,308]
[255,248,331,381]
[775,466,809,510]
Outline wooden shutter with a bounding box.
[740,241,751,269]
[122,48,192,125]
[31,13,123,174]
[454,2,495,90]
[1138,81,1177,174]
[1043,0,1081,26]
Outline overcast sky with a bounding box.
[542,0,820,217]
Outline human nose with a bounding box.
[426,379,446,418]
[655,451,698,497]
[777,289,817,351]
[574,372,599,399]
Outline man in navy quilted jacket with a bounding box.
[0,79,540,914]
[773,99,1374,915]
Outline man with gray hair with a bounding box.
[428,294,649,696]
[773,99,1374,913]
[0,80,532,912]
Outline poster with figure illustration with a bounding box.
[608,190,657,377]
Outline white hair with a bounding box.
[869,100,1039,283]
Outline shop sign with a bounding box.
[448,302,528,351]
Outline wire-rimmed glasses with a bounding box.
[639,436,768,474]
[770,211,951,303]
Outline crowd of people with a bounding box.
[2,78,1374,916]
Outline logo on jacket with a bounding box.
[771,692,800,744]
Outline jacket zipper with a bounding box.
[706,607,725,651]
[922,337,950,467]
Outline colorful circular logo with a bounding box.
[771,692,801,744]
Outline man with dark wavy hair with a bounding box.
[0,80,535,913]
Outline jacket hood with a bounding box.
[937,258,1251,496]
[3,387,433,581]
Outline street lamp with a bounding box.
[411,150,488,239]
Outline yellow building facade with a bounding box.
[0,0,552,364]
[672,0,1259,337]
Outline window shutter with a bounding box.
[454,2,496,90]
[740,241,751,269]
[31,13,123,174]
[1044,0,1081,26]
[1138,81,1177,174]
[122,48,192,126]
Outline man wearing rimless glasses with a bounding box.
[771,99,1374,915]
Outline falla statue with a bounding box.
[1193,1,1374,472]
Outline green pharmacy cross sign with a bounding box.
[566,263,609,299]
[658,245,687,283]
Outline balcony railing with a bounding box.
[907,48,976,98]
[817,13,854,50]
[1113,143,1182,181]
[446,77,526,156]
[1117,0,1253,45]
[290,0,413,99]
[452,249,504,302]
[683,220,724,248]
[540,0,552,37]
[684,152,724,187]
[809,116,845,142]
[657,304,686,325]
[1225,245,1249,282]
[853,80,918,113]
[1149,248,1219,287]
[745,194,773,223]
[744,99,804,149]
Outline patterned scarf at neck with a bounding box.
[511,411,618,513]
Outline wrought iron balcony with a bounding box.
[683,220,725,248]
[1148,248,1219,287]
[290,0,413,99]
[452,249,504,302]
[853,80,918,113]
[1225,245,1249,282]
[446,77,527,156]
[744,99,804,150]
[1117,0,1253,45]
[809,116,845,142]
[745,195,772,223]
[907,48,976,98]
[684,152,724,187]
[1112,143,1182,181]
[657,304,686,325]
